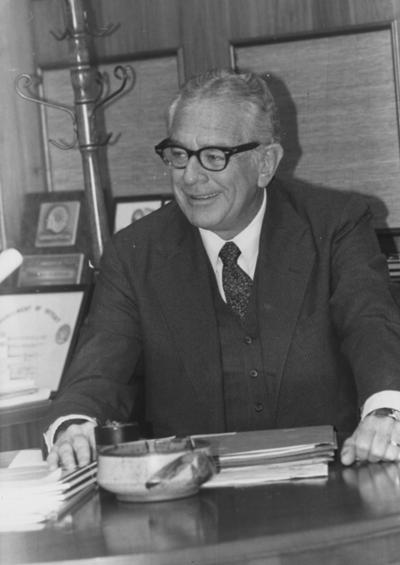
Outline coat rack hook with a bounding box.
[49,134,78,150]
[93,65,136,113]
[15,73,76,123]
[88,22,120,37]
[49,27,73,41]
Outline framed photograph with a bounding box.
[113,195,169,233]
[17,253,85,287]
[20,191,90,255]
[35,200,80,247]
[0,285,90,393]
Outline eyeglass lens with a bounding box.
[162,146,227,171]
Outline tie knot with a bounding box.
[219,241,241,266]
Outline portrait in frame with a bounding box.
[35,200,80,248]
[113,195,169,234]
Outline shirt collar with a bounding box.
[199,189,267,276]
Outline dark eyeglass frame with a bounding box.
[154,138,260,172]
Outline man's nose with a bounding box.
[183,155,207,184]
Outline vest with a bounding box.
[210,267,275,432]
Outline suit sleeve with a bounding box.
[44,237,143,427]
[329,196,400,405]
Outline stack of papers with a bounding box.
[197,425,337,487]
[0,458,97,530]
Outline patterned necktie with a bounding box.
[219,241,253,320]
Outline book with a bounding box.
[201,460,330,487]
[196,425,337,488]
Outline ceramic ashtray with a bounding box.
[97,436,215,502]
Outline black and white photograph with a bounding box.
[35,200,81,247]
[2,1,400,563]
[113,196,164,233]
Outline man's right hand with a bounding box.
[47,421,97,471]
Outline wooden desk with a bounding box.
[2,459,400,565]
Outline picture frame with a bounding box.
[35,200,80,248]
[20,191,91,255]
[17,253,85,287]
[0,285,91,393]
[113,195,172,234]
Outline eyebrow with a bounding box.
[167,138,239,149]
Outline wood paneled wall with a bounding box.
[3,0,400,241]
[30,0,400,74]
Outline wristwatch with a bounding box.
[369,407,400,422]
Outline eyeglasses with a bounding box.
[154,138,260,172]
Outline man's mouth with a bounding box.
[188,192,219,201]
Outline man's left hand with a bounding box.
[341,411,400,465]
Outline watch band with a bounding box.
[369,407,400,422]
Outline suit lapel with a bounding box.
[257,183,316,416]
[151,209,225,431]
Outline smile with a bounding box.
[188,193,219,201]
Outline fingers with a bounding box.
[47,447,62,471]
[340,438,357,466]
[47,422,97,471]
[340,416,400,465]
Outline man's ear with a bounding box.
[257,143,284,187]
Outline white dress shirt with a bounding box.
[199,188,266,301]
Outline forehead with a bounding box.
[170,99,251,146]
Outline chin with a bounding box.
[188,212,223,231]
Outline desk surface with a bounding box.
[2,459,400,565]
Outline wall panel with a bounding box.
[236,25,400,228]
[228,0,400,41]
[41,56,179,197]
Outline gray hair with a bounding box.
[167,69,281,144]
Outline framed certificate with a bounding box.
[0,286,90,392]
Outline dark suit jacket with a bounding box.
[47,179,400,436]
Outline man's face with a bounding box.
[169,99,265,240]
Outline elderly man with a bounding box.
[45,69,400,470]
